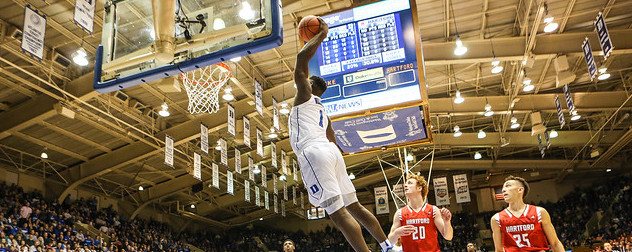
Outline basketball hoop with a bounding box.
[180,63,231,114]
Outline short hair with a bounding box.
[505,176,530,199]
[283,239,294,246]
[309,76,327,92]
[407,173,429,198]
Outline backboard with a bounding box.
[93,0,282,93]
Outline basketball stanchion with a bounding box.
[180,63,231,114]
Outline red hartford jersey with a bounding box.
[399,203,440,252]
[494,205,550,252]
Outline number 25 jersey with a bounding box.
[494,204,550,252]
[399,203,440,252]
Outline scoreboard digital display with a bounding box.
[309,0,425,117]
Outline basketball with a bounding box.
[298,15,321,42]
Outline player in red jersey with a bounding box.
[388,174,453,252]
[491,176,565,252]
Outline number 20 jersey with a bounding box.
[494,204,550,252]
[399,203,440,252]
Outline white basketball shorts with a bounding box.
[297,142,358,214]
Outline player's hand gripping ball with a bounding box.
[299,15,327,42]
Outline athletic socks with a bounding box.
[379,240,393,252]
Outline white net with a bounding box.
[180,63,231,114]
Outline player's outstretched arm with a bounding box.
[388,209,414,244]
[540,207,565,252]
[490,214,503,252]
[434,207,453,240]
[294,19,328,106]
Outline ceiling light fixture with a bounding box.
[348,173,355,180]
[510,117,520,129]
[40,148,48,159]
[478,130,487,139]
[190,204,195,209]
[454,90,464,104]
[267,127,278,138]
[454,36,468,56]
[491,58,503,74]
[279,101,290,115]
[215,140,222,150]
[222,85,234,101]
[253,165,261,174]
[484,103,494,117]
[406,153,414,162]
[570,110,581,121]
[158,102,170,117]
[72,47,89,66]
[453,125,462,137]
[474,152,482,160]
[138,185,144,191]
[542,3,558,33]
[279,174,287,181]
[549,129,558,138]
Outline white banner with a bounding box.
[212,163,220,189]
[271,142,277,168]
[293,159,298,182]
[248,155,254,181]
[243,116,251,148]
[255,79,263,116]
[165,135,174,167]
[227,104,236,137]
[595,12,614,61]
[283,182,288,201]
[73,0,96,34]
[234,148,241,174]
[256,128,263,157]
[555,96,566,129]
[392,184,406,208]
[220,138,227,167]
[453,174,471,204]
[293,186,297,205]
[265,190,270,210]
[273,97,280,130]
[281,150,287,174]
[22,6,46,60]
[255,186,260,206]
[273,174,278,194]
[227,171,234,195]
[261,165,267,188]
[200,124,208,154]
[433,177,450,206]
[245,180,251,202]
[193,152,201,180]
[374,186,389,215]
[274,194,279,213]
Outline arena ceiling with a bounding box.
[0,0,631,226]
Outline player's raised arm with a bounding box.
[491,214,503,252]
[434,207,453,240]
[294,18,328,106]
[540,207,565,252]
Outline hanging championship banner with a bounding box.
[265,190,270,210]
[22,6,47,61]
[293,186,297,205]
[374,186,389,215]
[245,180,251,202]
[234,148,242,174]
[273,174,278,194]
[273,97,280,130]
[220,138,228,167]
[212,163,220,189]
[261,165,267,188]
[200,124,209,154]
[392,184,406,208]
[563,84,575,113]
[256,128,263,157]
[554,96,566,129]
[538,134,546,158]
[271,142,277,168]
[595,12,614,61]
[243,116,251,148]
[227,171,234,195]
[582,38,598,81]
[255,79,263,116]
[282,200,286,217]
[274,194,279,213]
[293,159,298,182]
[453,174,471,204]
[248,155,254,181]
[283,182,288,201]
[281,151,287,174]
[545,131,551,149]
[227,103,236,137]
[300,192,305,209]
[433,177,450,206]
[165,135,174,168]
[255,186,261,206]
[193,152,201,181]
[73,0,96,34]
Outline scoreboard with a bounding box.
[308,0,426,118]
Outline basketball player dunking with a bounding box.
[388,174,453,252]
[289,18,393,252]
[491,176,565,252]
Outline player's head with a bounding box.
[502,176,530,202]
[283,239,295,252]
[604,242,612,251]
[404,173,428,199]
[466,242,476,252]
[309,76,327,96]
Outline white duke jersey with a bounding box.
[289,95,330,153]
